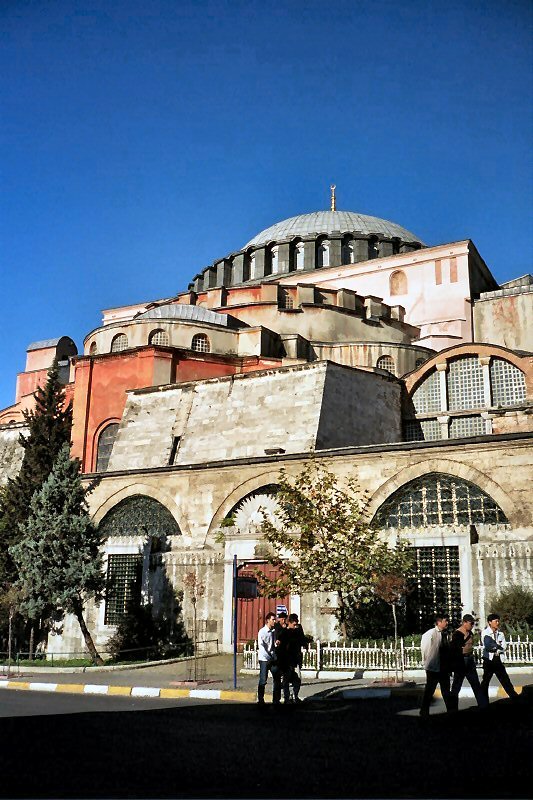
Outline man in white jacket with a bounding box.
[480,613,519,701]
[420,614,453,716]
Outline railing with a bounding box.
[243,635,533,672]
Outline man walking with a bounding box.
[480,613,519,701]
[450,614,488,710]
[420,614,453,716]
[257,612,281,705]
[276,613,307,703]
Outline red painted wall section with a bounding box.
[15,369,50,403]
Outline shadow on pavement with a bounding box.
[1,690,531,799]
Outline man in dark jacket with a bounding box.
[276,613,307,703]
[449,614,488,710]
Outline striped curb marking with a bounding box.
[0,681,257,703]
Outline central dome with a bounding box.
[245,210,422,248]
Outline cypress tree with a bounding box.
[10,444,104,665]
[0,358,72,586]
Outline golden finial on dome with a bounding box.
[330,184,336,211]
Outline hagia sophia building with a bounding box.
[1,187,532,654]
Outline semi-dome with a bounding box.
[245,210,422,248]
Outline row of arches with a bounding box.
[89,331,211,356]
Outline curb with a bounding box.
[0,680,256,703]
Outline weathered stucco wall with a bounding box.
[474,292,533,352]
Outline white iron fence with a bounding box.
[243,635,533,672]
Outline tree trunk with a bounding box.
[28,624,35,661]
[337,590,347,640]
[72,598,103,666]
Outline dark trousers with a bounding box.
[480,656,517,699]
[281,665,301,701]
[258,660,281,703]
[450,656,488,709]
[420,670,452,715]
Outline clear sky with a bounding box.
[1,0,531,410]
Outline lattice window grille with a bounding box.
[104,554,143,625]
[447,357,484,411]
[490,358,526,407]
[191,334,210,353]
[449,415,485,439]
[408,546,462,630]
[374,474,508,529]
[404,418,441,442]
[376,355,396,375]
[150,329,169,347]
[412,370,441,413]
[111,334,128,353]
[279,289,294,310]
[96,423,119,472]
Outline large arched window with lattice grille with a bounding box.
[376,355,396,376]
[373,473,508,529]
[110,333,128,353]
[490,358,526,407]
[96,423,120,472]
[191,333,210,353]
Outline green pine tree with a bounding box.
[0,358,72,587]
[10,444,104,665]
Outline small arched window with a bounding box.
[317,239,330,268]
[191,333,210,353]
[89,342,98,356]
[96,423,120,472]
[295,241,305,270]
[111,334,128,353]
[270,246,279,275]
[390,270,408,296]
[376,355,396,376]
[415,358,426,369]
[149,329,169,347]
[249,253,257,280]
[342,236,355,264]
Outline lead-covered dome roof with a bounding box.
[245,210,422,247]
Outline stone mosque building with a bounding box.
[1,188,532,654]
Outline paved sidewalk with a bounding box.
[1,654,531,704]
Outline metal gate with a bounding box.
[237,562,290,646]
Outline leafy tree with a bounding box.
[372,542,415,650]
[257,462,407,639]
[10,444,104,664]
[489,584,533,634]
[0,359,72,587]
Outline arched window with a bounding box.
[98,495,181,625]
[96,423,119,472]
[415,357,426,369]
[376,355,396,376]
[89,342,98,356]
[374,473,508,530]
[317,239,330,268]
[270,246,279,275]
[249,253,257,280]
[111,333,128,353]
[149,329,169,347]
[490,358,526,407]
[191,333,210,353]
[390,270,408,296]
[341,235,355,264]
[412,370,441,413]
[224,485,280,533]
[295,241,305,270]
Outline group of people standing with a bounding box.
[420,612,520,716]
[257,611,307,705]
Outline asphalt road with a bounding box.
[1,690,532,799]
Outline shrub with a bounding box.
[489,584,533,633]
[106,600,192,662]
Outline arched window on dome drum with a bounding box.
[341,235,355,265]
[249,253,257,280]
[191,333,210,353]
[111,333,128,353]
[270,246,279,275]
[295,241,305,270]
[490,358,526,407]
[373,473,508,530]
[316,239,330,268]
[89,342,98,356]
[96,423,119,472]
[390,270,407,296]
[376,355,396,376]
[149,329,169,347]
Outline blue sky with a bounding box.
[1,0,531,410]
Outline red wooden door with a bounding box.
[237,562,290,647]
